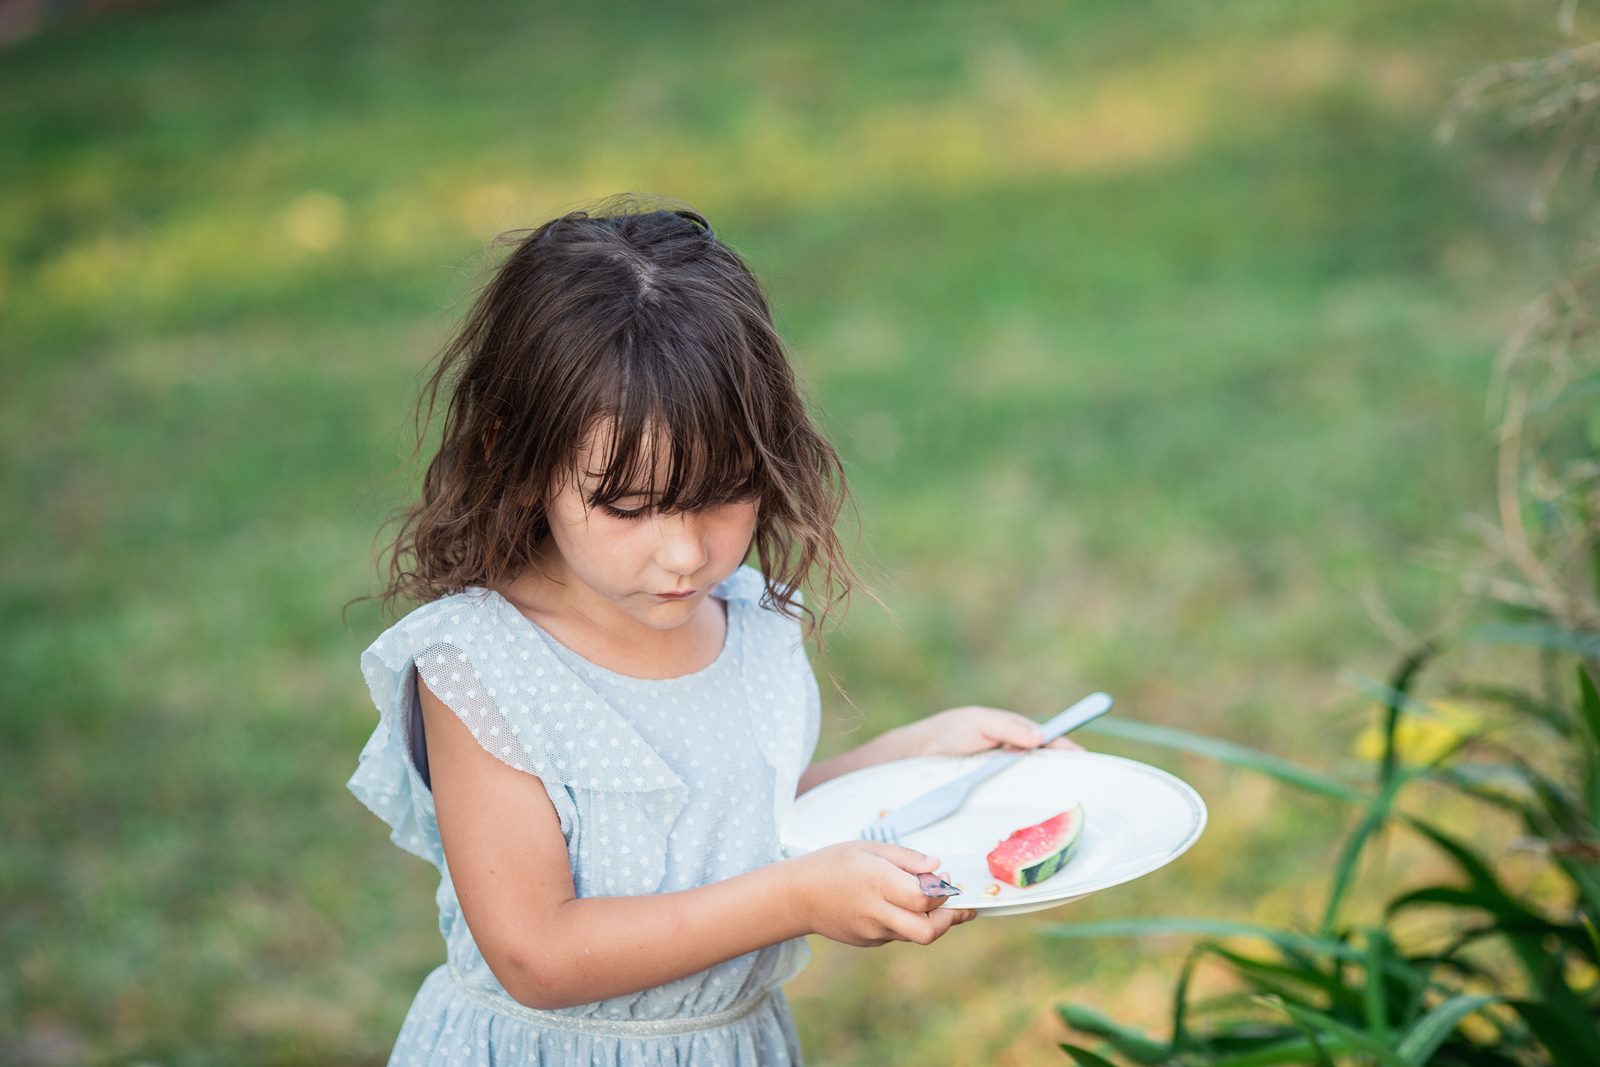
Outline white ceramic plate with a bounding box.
[781,750,1206,917]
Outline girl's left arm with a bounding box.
[796,705,1083,796]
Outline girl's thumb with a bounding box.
[869,843,941,873]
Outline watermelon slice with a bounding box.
[985,803,1086,887]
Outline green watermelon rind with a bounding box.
[986,803,1085,888]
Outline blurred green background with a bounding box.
[1,0,1571,1062]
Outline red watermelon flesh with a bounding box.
[985,803,1086,887]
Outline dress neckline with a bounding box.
[472,587,744,689]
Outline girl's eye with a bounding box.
[598,501,651,520]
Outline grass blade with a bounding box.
[1463,622,1600,658]
[1447,682,1575,738]
[1395,994,1501,1063]
[1578,665,1600,833]
[1320,777,1400,935]
[1257,996,1411,1067]
[1044,918,1431,992]
[1080,718,1366,802]
[1207,1037,1371,1067]
[1504,997,1600,1063]
[1059,1042,1121,1067]
[1576,664,1600,749]
[1056,1004,1173,1065]
[1363,927,1393,1043]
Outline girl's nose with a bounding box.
[655,512,710,575]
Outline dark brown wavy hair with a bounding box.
[352,193,859,643]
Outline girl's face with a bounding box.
[536,421,758,632]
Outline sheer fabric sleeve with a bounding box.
[349,593,690,893]
[349,604,454,870]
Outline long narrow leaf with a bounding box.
[1340,671,1440,720]
[1579,666,1600,834]
[1059,1042,1121,1067]
[1208,1037,1370,1067]
[1364,927,1393,1044]
[1056,1004,1173,1065]
[1463,622,1600,657]
[1377,641,1441,791]
[1168,938,1204,1053]
[1187,940,1355,1013]
[1504,996,1600,1062]
[1078,718,1367,802]
[1402,818,1600,1028]
[1427,763,1538,813]
[1386,886,1567,937]
[1043,918,1429,991]
[1446,682,1574,737]
[1321,779,1400,935]
[1395,994,1501,1064]
[1580,665,1600,748]
[1259,997,1411,1067]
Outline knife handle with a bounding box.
[1038,691,1113,742]
[951,692,1114,793]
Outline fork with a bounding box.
[857,692,1113,842]
[860,825,958,894]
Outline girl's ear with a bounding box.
[482,418,503,459]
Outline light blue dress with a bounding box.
[349,565,821,1066]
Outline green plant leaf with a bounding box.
[1043,918,1429,991]
[1321,777,1402,935]
[1363,927,1393,1044]
[1445,682,1574,738]
[1463,622,1600,658]
[1375,641,1442,791]
[1579,665,1600,833]
[1386,886,1569,939]
[1402,818,1600,1028]
[1504,996,1600,1062]
[1256,996,1411,1067]
[1056,1004,1173,1065]
[1580,665,1600,747]
[1395,994,1501,1063]
[1428,763,1538,813]
[1183,940,1354,1014]
[1059,1042,1122,1067]
[1078,718,1366,802]
[1206,1037,1372,1067]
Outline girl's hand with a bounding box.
[897,705,1087,760]
[784,841,977,947]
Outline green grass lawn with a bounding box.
[0,0,1574,1062]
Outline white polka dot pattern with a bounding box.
[346,565,821,1062]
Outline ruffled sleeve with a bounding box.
[348,590,691,892]
[717,568,821,843]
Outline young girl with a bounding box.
[349,195,1081,1065]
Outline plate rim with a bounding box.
[780,749,1208,910]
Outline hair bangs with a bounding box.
[580,326,761,514]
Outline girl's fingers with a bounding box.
[883,907,948,945]
[894,878,945,913]
[860,841,941,874]
[992,710,1047,748]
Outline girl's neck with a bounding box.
[494,557,728,681]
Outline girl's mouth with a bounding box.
[654,590,695,600]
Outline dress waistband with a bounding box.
[443,960,776,1037]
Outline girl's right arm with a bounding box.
[419,675,974,1011]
